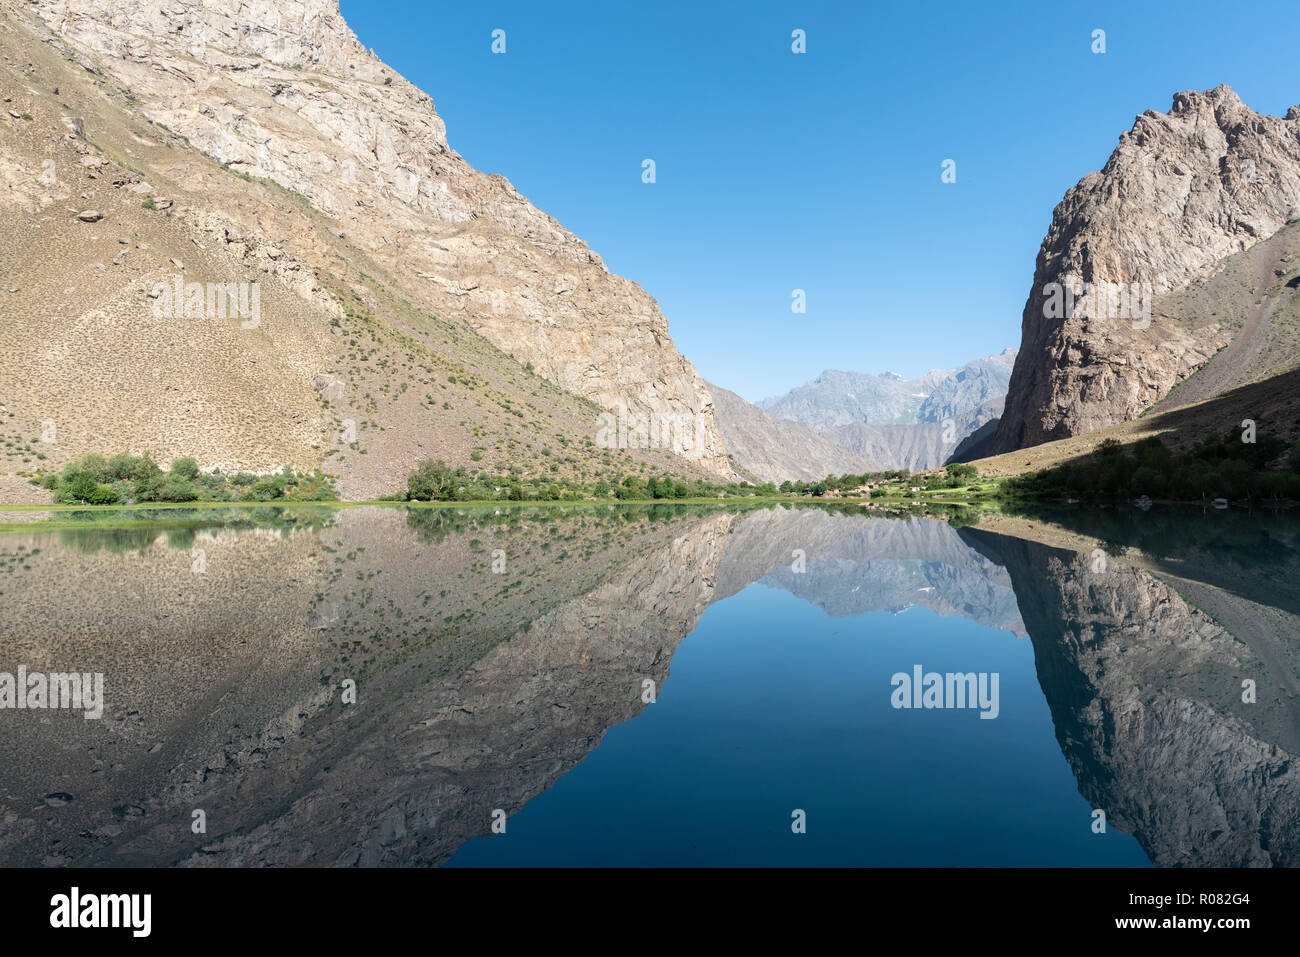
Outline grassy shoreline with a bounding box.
[4,483,1293,515]
[0,494,983,533]
[1,492,1289,534]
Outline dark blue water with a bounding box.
[447,582,1149,866]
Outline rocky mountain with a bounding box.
[918,349,1017,433]
[990,85,1300,455]
[0,0,733,499]
[705,380,876,482]
[760,368,948,426]
[947,412,1002,463]
[811,421,950,473]
[756,350,1016,471]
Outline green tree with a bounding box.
[133,453,163,482]
[170,456,200,480]
[106,453,142,482]
[407,459,457,500]
[61,471,100,503]
[156,476,199,502]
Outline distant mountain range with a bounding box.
[758,368,954,427]
[704,382,877,483]
[709,350,1016,477]
[760,349,1016,431]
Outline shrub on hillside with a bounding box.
[41,453,337,505]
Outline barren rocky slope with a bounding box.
[813,421,952,473]
[0,0,733,499]
[991,86,1300,454]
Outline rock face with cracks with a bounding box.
[992,86,1300,454]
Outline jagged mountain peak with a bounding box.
[990,85,1300,454]
[729,350,1016,473]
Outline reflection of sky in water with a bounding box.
[448,584,1148,867]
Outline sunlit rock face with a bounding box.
[28,0,734,479]
[991,86,1300,453]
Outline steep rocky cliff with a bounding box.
[1,0,734,495]
[991,86,1300,454]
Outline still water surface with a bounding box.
[1,503,1295,866]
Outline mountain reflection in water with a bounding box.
[0,503,1296,866]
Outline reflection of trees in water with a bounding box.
[401,502,778,544]
[921,503,981,527]
[56,526,161,555]
[404,507,504,544]
[49,507,338,555]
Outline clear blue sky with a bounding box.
[340,0,1299,402]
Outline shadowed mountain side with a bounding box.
[963,527,1300,866]
[947,411,1001,463]
[973,367,1300,477]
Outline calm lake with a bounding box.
[1,502,1297,866]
